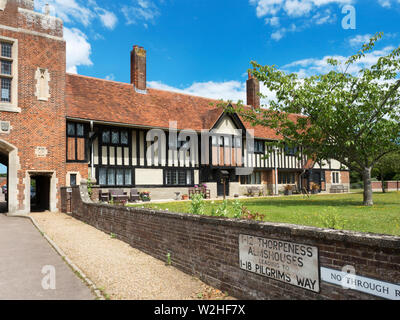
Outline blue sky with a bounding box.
[33,0,400,102]
[1,1,398,174]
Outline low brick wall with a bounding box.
[66,183,400,300]
[371,181,400,191]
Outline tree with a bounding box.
[372,152,400,192]
[233,33,400,206]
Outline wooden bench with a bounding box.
[330,185,349,193]
[247,186,264,196]
[110,189,129,203]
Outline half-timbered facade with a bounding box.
[65,45,350,199]
[0,1,349,215]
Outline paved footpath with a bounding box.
[0,214,94,300]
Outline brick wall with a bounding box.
[371,181,400,191]
[341,171,350,184]
[0,0,67,212]
[66,182,400,300]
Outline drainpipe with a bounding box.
[90,121,94,180]
[274,146,278,195]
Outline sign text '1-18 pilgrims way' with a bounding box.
[239,234,320,292]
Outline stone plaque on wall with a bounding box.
[35,68,51,101]
[0,121,10,133]
[239,234,320,292]
[35,146,48,158]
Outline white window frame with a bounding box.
[0,36,19,112]
[331,171,341,184]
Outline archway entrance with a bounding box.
[0,139,19,215]
[24,171,57,213]
[30,174,51,212]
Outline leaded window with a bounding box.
[67,122,87,162]
[165,169,193,186]
[1,43,11,58]
[240,171,261,185]
[98,167,133,186]
[1,78,11,102]
[0,42,12,103]
[278,172,296,184]
[254,140,265,154]
[101,128,129,146]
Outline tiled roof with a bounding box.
[65,73,284,140]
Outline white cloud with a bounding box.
[34,0,118,29]
[270,23,297,41]
[312,9,336,25]
[35,1,119,74]
[64,27,92,74]
[265,16,280,26]
[250,0,353,41]
[284,0,313,17]
[282,46,395,76]
[121,0,160,26]
[250,0,353,18]
[348,34,372,47]
[147,80,277,105]
[96,8,118,29]
[378,0,392,7]
[271,29,285,41]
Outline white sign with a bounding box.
[321,267,400,300]
[239,234,320,292]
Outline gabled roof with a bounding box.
[65,73,283,140]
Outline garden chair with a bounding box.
[99,189,110,202]
[130,188,140,202]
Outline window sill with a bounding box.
[0,103,20,113]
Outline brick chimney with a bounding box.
[131,45,147,92]
[246,71,260,108]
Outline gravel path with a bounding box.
[30,212,233,300]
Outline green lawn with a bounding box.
[130,192,400,236]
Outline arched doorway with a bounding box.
[0,139,20,215]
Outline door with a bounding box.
[217,175,230,197]
[308,171,321,191]
[31,175,51,212]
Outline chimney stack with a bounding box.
[246,71,260,108]
[131,45,147,92]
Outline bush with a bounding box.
[351,181,363,189]
[215,199,229,217]
[189,193,205,215]
[232,199,243,219]
[319,207,347,230]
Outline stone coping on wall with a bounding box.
[74,184,400,250]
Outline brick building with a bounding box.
[0,0,349,214]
